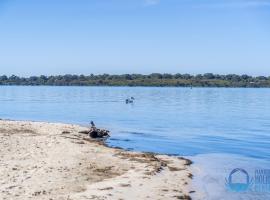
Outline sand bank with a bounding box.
[0,120,193,200]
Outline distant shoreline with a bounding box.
[1,85,270,89]
[1,73,270,87]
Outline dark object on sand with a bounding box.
[79,121,110,139]
[89,127,110,138]
[79,130,89,134]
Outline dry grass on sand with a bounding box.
[0,120,193,200]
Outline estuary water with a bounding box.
[0,86,270,199]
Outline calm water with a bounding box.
[1,86,269,159]
[1,86,270,199]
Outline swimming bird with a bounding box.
[125,98,134,104]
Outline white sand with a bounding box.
[0,120,193,200]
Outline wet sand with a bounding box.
[0,120,193,200]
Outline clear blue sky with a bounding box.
[0,0,269,76]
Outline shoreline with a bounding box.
[1,85,270,89]
[0,120,194,200]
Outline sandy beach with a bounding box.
[0,120,193,200]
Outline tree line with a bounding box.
[0,73,270,87]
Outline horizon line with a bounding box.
[1,73,270,78]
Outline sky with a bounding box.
[0,0,269,76]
